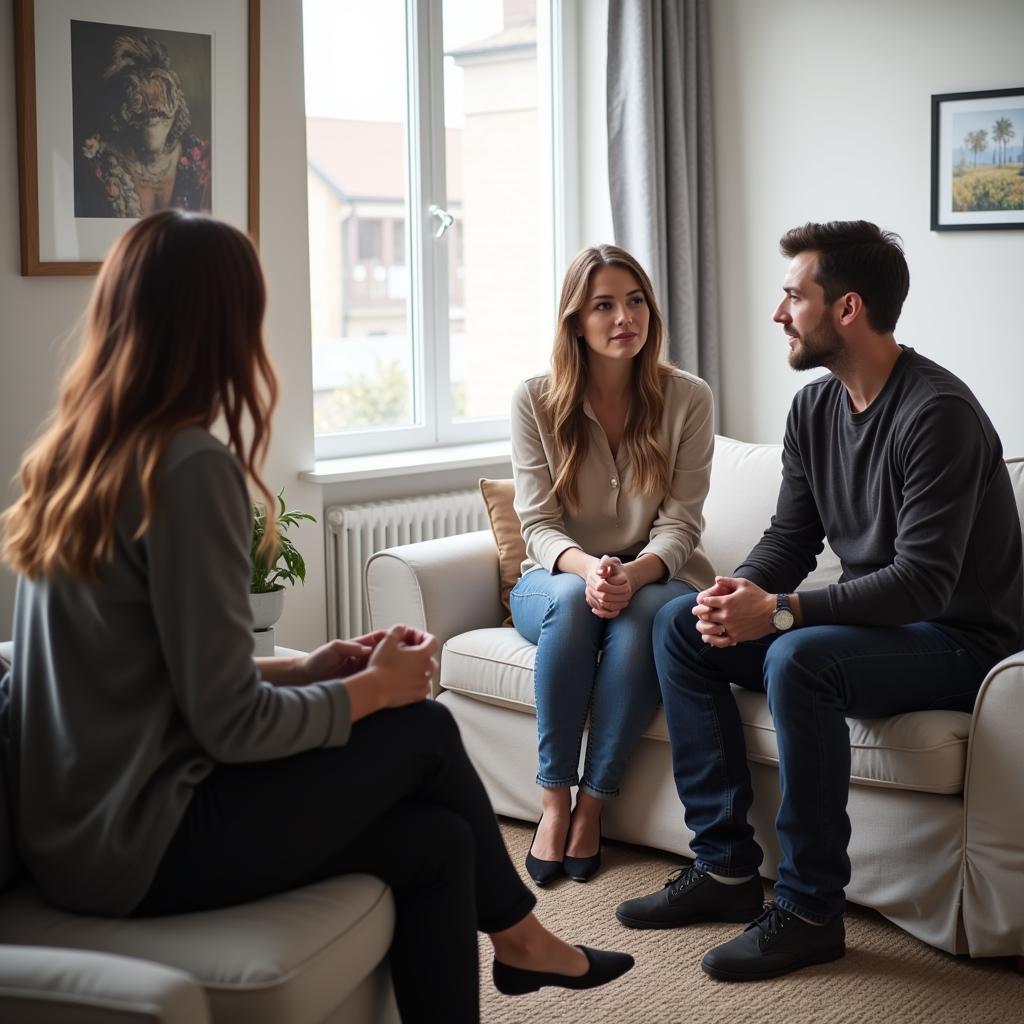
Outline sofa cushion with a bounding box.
[0,874,394,1024]
[729,689,970,794]
[478,478,524,626]
[703,436,842,586]
[441,628,971,795]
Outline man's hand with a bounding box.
[585,555,633,618]
[692,576,776,647]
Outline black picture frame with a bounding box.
[930,86,1024,232]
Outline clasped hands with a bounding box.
[585,554,635,619]
[693,576,777,648]
[298,626,438,706]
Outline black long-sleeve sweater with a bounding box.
[735,347,1022,673]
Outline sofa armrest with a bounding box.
[366,531,504,696]
[0,946,210,1023]
[960,653,1024,957]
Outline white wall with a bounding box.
[710,0,1024,449]
[251,1,325,651]
[0,0,93,640]
[0,0,327,651]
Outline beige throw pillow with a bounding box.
[479,478,525,626]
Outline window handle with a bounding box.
[428,204,455,239]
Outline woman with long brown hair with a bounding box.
[511,244,715,885]
[0,212,633,1020]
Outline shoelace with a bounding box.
[663,864,703,893]
[748,902,791,944]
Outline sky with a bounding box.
[951,106,1023,156]
[302,0,505,125]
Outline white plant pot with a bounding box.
[249,587,285,632]
[253,627,276,657]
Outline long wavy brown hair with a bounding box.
[547,244,674,510]
[2,211,279,581]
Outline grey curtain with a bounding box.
[607,0,720,407]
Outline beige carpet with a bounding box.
[478,819,1020,1024]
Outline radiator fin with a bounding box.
[325,489,488,637]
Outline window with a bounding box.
[392,219,406,266]
[357,219,383,262]
[304,0,558,457]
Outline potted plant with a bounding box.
[250,489,317,654]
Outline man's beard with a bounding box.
[787,314,847,371]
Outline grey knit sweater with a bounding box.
[2,428,351,915]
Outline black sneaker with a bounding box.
[615,864,763,930]
[700,902,845,981]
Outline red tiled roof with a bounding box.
[306,117,463,201]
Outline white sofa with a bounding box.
[366,435,1024,960]
[0,640,399,1024]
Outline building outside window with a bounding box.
[357,219,383,262]
[304,0,552,456]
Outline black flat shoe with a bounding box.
[493,945,635,995]
[525,818,563,886]
[563,821,602,882]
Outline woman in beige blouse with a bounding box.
[510,244,715,886]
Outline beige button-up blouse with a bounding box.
[511,369,716,590]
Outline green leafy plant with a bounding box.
[250,490,317,594]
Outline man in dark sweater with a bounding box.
[614,221,1023,979]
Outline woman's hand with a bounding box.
[366,626,438,707]
[344,625,438,721]
[298,631,387,683]
[585,555,633,618]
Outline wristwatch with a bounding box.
[771,593,795,632]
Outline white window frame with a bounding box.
[313,0,571,461]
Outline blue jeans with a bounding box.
[511,568,693,798]
[653,593,985,922]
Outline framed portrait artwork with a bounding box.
[14,0,259,275]
[931,86,1024,231]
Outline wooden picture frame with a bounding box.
[931,87,1024,232]
[14,0,260,275]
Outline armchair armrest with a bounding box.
[960,652,1024,957]
[366,531,504,696]
[0,946,210,1023]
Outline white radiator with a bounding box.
[325,489,488,638]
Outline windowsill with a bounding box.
[299,439,512,485]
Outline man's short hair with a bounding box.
[779,221,910,334]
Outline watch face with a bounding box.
[773,608,795,631]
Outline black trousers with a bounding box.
[133,700,536,1023]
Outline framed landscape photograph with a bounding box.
[14,0,259,275]
[931,86,1024,231]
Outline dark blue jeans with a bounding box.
[653,593,985,923]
